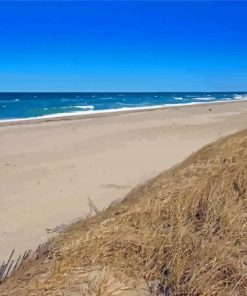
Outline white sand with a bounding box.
[1,100,247,262]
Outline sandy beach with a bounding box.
[1,100,247,262]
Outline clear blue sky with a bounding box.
[0,1,246,92]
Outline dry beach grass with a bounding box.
[1,129,247,295]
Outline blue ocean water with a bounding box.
[0,92,246,122]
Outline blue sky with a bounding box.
[0,1,246,92]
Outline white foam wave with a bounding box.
[75,105,94,110]
[234,94,247,100]
[74,105,94,110]
[60,105,94,110]
[174,97,184,100]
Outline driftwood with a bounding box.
[46,224,67,234]
[88,197,99,214]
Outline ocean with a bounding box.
[0,92,246,122]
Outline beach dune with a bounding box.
[1,101,247,262]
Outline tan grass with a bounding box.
[1,129,247,295]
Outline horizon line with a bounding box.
[0,91,246,93]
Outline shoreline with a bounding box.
[1,98,247,126]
